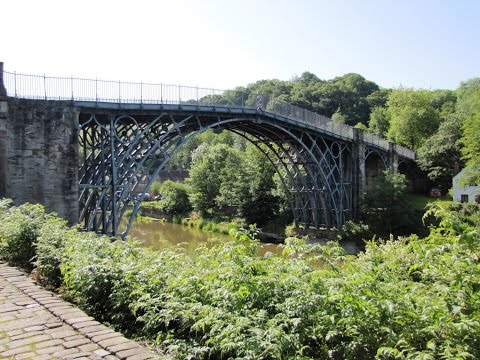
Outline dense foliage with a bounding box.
[1,199,479,359]
[416,115,463,192]
[186,142,285,227]
[459,81,480,184]
[156,180,192,215]
[158,72,480,222]
[363,171,424,237]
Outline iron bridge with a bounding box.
[77,101,414,238]
[0,67,416,238]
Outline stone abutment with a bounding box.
[0,97,79,224]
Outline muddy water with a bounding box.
[126,218,282,255]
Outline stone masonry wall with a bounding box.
[0,98,79,224]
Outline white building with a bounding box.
[452,168,480,203]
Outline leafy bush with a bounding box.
[0,199,479,359]
[60,233,144,331]
[157,180,192,215]
[33,217,75,289]
[149,181,162,197]
[0,198,13,217]
[0,203,50,270]
[336,220,373,249]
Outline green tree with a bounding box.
[366,88,391,108]
[386,89,441,150]
[289,72,327,112]
[188,143,248,217]
[460,91,480,183]
[416,115,463,191]
[455,78,480,183]
[368,106,391,137]
[354,122,369,131]
[238,144,280,226]
[456,78,480,117]
[364,171,412,235]
[157,180,192,215]
[245,79,293,108]
[331,109,347,123]
[331,73,379,125]
[170,130,242,170]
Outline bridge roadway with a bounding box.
[74,101,415,160]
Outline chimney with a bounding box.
[453,162,460,175]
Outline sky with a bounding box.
[1,0,479,91]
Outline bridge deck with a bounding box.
[74,101,415,160]
[2,68,415,160]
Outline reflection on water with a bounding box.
[126,218,282,256]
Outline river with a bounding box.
[126,218,283,255]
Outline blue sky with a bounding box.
[1,0,479,90]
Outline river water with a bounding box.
[127,218,282,255]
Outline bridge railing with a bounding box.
[267,99,354,140]
[3,70,414,158]
[3,71,231,104]
[395,146,416,159]
[363,132,390,150]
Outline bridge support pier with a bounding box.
[389,142,399,174]
[0,97,79,225]
[352,128,366,220]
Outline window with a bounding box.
[475,195,480,204]
[460,194,469,203]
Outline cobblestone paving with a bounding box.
[0,261,156,359]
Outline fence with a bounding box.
[2,70,414,158]
[3,71,229,105]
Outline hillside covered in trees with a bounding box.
[142,72,480,238]
[168,72,480,195]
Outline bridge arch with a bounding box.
[364,148,389,191]
[78,109,352,237]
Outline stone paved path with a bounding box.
[0,261,157,359]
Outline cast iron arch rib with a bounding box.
[77,106,366,238]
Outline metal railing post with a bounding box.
[44,74,47,100]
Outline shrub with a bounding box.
[336,220,373,249]
[157,180,192,215]
[60,233,144,331]
[0,199,479,359]
[0,198,13,217]
[149,181,162,197]
[0,203,50,270]
[33,217,74,289]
